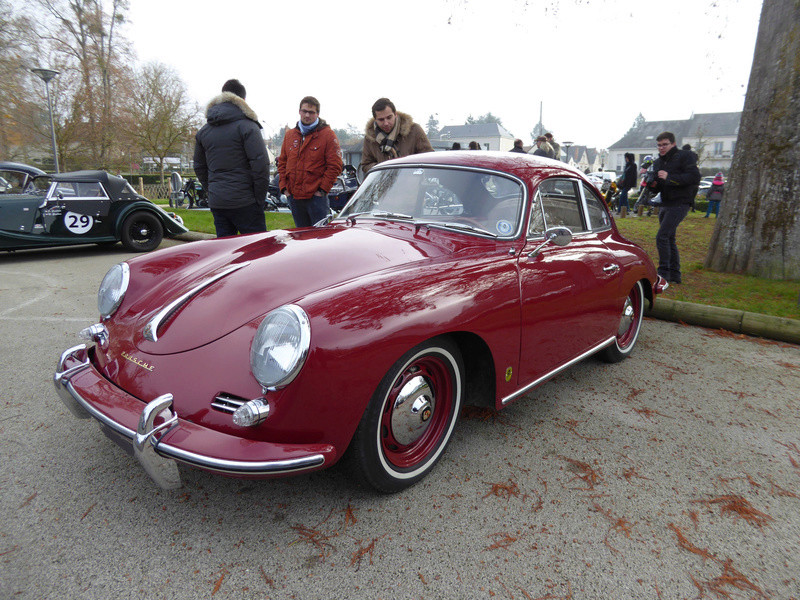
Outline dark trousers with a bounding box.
[656,204,690,282]
[288,194,330,228]
[211,203,267,237]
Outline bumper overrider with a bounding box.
[54,344,333,490]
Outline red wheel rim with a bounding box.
[379,354,454,470]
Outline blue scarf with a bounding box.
[298,118,319,136]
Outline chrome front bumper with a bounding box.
[54,345,329,490]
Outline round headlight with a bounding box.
[98,262,130,319]
[250,304,311,389]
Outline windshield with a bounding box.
[338,166,524,238]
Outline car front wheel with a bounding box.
[600,280,644,363]
[348,337,464,493]
[120,211,164,252]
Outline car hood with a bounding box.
[122,225,452,355]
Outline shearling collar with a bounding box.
[205,92,260,126]
[365,111,415,142]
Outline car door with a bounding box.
[516,178,620,387]
[46,180,113,237]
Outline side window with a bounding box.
[51,181,108,199]
[528,191,546,235]
[537,179,587,233]
[583,183,611,230]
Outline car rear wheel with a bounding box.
[120,211,163,252]
[600,281,644,363]
[348,337,464,493]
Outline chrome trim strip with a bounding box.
[55,374,325,475]
[501,337,615,405]
[144,261,250,342]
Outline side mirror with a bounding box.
[527,226,572,258]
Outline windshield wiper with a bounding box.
[439,222,497,237]
[371,210,414,220]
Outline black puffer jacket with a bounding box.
[193,92,270,209]
[652,146,701,206]
[622,160,638,189]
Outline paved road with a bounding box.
[2,241,799,600]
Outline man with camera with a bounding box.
[652,131,701,285]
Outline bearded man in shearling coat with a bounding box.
[360,97,433,176]
[193,79,270,237]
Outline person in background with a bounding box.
[361,98,433,175]
[705,172,724,218]
[468,141,480,150]
[509,139,526,153]
[652,132,701,284]
[530,136,554,158]
[277,96,343,227]
[682,144,700,212]
[545,133,560,161]
[451,142,462,150]
[617,152,637,216]
[193,79,270,237]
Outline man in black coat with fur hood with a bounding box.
[194,79,270,237]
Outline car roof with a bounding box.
[51,170,132,199]
[0,161,48,177]
[380,151,588,185]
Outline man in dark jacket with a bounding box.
[509,139,527,153]
[277,96,343,227]
[617,152,638,215]
[653,132,701,284]
[194,79,270,237]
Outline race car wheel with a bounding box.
[349,337,464,493]
[599,280,644,363]
[120,211,163,252]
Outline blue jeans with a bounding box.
[288,194,330,228]
[616,187,631,212]
[705,200,720,216]
[656,204,690,282]
[211,203,267,237]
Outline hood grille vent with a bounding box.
[211,393,247,414]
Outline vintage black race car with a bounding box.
[0,168,187,252]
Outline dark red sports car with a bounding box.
[55,152,664,492]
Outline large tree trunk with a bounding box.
[704,0,800,280]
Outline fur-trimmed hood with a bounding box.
[364,111,415,142]
[205,92,261,128]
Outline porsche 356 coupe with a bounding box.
[54,152,664,492]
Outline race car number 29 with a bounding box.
[64,211,93,234]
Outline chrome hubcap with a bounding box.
[391,375,435,445]
[617,297,634,336]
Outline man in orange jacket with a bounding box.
[278,96,343,227]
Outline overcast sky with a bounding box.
[125,0,763,149]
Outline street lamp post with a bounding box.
[563,141,573,165]
[31,67,60,173]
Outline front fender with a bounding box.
[114,201,188,237]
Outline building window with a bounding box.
[714,142,723,156]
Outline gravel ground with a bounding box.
[1,242,799,600]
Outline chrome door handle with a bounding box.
[603,264,620,274]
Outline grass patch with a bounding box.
[158,203,295,234]
[615,211,799,319]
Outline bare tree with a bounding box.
[0,1,41,161]
[123,61,200,182]
[705,0,800,279]
[34,0,132,168]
